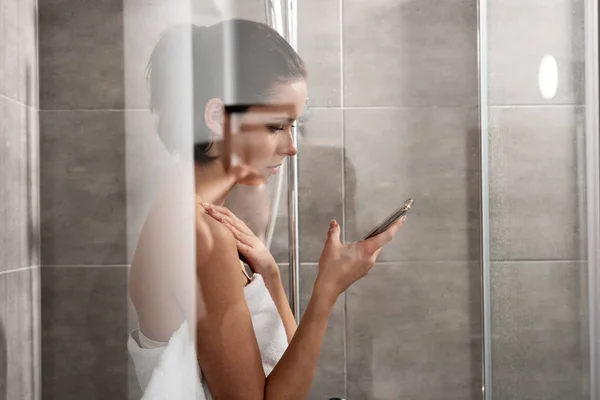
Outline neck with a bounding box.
[193,161,236,206]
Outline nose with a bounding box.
[286,142,297,157]
[280,131,297,157]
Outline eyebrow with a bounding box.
[271,117,296,124]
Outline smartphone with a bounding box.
[362,198,413,240]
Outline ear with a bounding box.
[204,98,224,137]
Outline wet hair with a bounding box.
[147,19,307,164]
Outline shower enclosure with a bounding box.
[263,0,600,398]
[6,0,594,399]
[259,0,600,399]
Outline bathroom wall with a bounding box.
[271,0,483,399]
[487,0,590,399]
[35,0,590,399]
[38,0,131,397]
[0,0,41,399]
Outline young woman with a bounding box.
[129,19,406,399]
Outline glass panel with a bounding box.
[486,0,591,398]
[303,0,484,398]
[123,1,290,398]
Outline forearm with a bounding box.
[262,269,297,342]
[264,288,335,400]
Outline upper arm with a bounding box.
[194,215,267,400]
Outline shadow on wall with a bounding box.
[25,65,39,266]
[467,126,483,400]
[0,318,6,400]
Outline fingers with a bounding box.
[202,203,236,226]
[201,204,251,243]
[236,240,251,255]
[202,203,234,218]
[227,223,248,243]
[201,203,254,235]
[360,216,406,256]
[203,205,228,225]
[326,220,341,246]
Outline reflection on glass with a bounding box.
[538,54,558,100]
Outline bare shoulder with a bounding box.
[195,204,238,272]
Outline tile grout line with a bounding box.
[29,1,42,389]
[308,104,585,110]
[41,264,131,268]
[34,0,42,278]
[0,92,37,111]
[281,260,587,266]
[32,105,586,112]
[0,265,39,276]
[489,103,586,108]
[338,0,348,396]
[38,108,150,112]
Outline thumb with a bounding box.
[326,220,341,246]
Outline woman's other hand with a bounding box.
[202,203,279,279]
[314,217,406,305]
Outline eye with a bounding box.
[267,124,285,133]
[267,122,297,134]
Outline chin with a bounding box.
[238,173,269,187]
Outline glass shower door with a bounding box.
[481,0,599,398]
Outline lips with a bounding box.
[265,163,283,174]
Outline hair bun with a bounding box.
[147,19,306,164]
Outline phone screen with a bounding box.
[362,198,413,240]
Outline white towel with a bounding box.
[128,274,288,399]
[242,274,289,377]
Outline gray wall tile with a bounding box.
[343,0,478,107]
[41,266,129,399]
[127,293,142,400]
[0,0,38,107]
[224,183,275,249]
[227,0,264,21]
[128,357,142,400]
[0,267,41,400]
[299,0,341,107]
[123,0,173,111]
[279,263,346,400]
[40,111,126,265]
[266,172,289,263]
[488,0,585,105]
[344,108,480,262]
[124,0,209,110]
[0,100,4,271]
[491,261,589,400]
[1,98,40,271]
[39,0,124,110]
[489,106,585,261]
[270,108,344,263]
[346,262,482,400]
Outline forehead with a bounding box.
[264,80,308,120]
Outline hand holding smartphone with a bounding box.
[362,198,413,240]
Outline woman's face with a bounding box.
[230,79,308,186]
